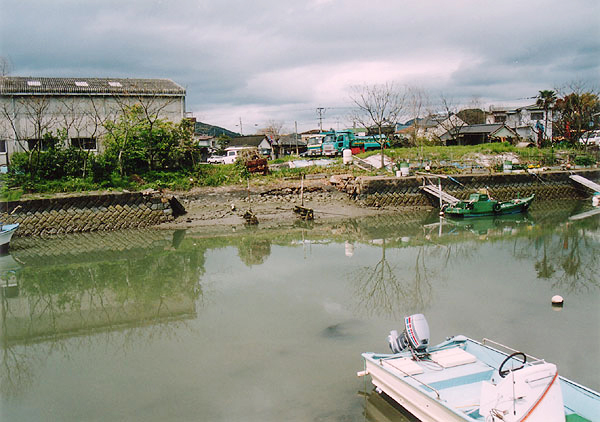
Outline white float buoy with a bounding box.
[552,295,564,307]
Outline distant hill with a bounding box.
[194,121,240,138]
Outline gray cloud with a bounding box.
[1,0,599,131]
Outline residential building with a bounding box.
[485,104,552,143]
[228,135,272,156]
[0,76,186,169]
[396,115,467,141]
[440,124,518,145]
[273,134,307,156]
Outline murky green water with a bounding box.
[2,200,599,422]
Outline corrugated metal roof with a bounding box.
[0,76,185,96]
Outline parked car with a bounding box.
[207,155,225,164]
[579,130,600,146]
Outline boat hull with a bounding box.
[445,195,534,218]
[364,358,469,422]
[0,224,19,254]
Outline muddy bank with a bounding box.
[161,168,600,231]
[160,177,427,230]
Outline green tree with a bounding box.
[214,134,231,155]
[553,90,600,145]
[457,108,485,125]
[103,105,195,175]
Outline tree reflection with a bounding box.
[237,236,272,267]
[517,217,600,292]
[534,236,556,279]
[353,237,439,319]
[1,231,207,398]
[354,239,407,318]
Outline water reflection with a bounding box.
[519,217,600,293]
[1,200,598,419]
[358,389,418,422]
[1,230,205,398]
[348,204,599,320]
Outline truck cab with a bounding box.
[322,131,352,156]
[306,135,325,156]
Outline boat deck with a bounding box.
[378,347,494,420]
[363,338,600,421]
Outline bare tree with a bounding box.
[433,95,468,145]
[350,82,406,167]
[258,120,285,158]
[0,56,12,76]
[407,86,430,146]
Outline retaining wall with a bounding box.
[346,169,600,207]
[1,192,178,237]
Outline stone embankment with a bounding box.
[332,169,600,207]
[1,191,184,237]
[2,169,598,238]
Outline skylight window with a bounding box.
[75,81,89,87]
[108,81,122,87]
[27,80,41,87]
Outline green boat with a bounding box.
[443,192,534,218]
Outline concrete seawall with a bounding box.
[2,169,598,238]
[342,169,600,207]
[1,191,182,237]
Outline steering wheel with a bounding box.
[499,352,527,378]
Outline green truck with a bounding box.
[321,130,387,156]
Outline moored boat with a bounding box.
[0,223,19,254]
[444,192,534,218]
[359,314,599,422]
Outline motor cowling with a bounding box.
[388,314,430,354]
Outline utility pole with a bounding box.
[316,107,326,132]
[238,117,243,136]
[295,121,299,155]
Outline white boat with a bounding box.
[359,314,600,422]
[0,223,19,254]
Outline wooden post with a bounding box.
[301,174,305,207]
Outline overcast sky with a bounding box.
[1,0,599,133]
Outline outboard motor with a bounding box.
[388,314,430,354]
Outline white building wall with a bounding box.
[0,93,185,167]
[486,106,552,142]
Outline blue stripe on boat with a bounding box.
[421,369,494,391]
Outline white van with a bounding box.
[222,147,254,164]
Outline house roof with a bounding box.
[488,104,544,113]
[0,76,185,96]
[229,135,267,148]
[441,124,518,140]
[300,129,321,135]
[275,134,307,147]
[456,124,505,134]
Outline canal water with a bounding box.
[2,200,599,421]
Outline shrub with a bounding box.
[90,154,117,183]
[574,155,595,166]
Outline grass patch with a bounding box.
[4,145,598,199]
